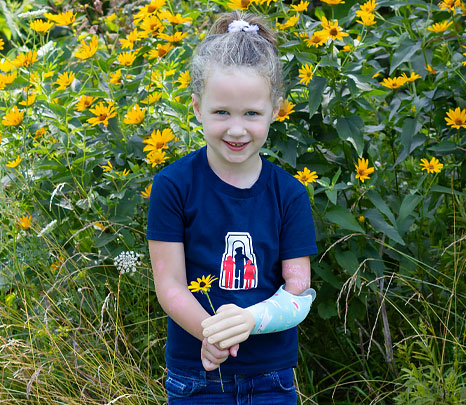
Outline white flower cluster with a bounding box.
[114,251,140,274]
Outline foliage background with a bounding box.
[0,0,465,403]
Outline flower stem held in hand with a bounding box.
[188,275,224,392]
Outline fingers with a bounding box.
[201,305,239,329]
[207,323,250,346]
[229,343,239,357]
[200,338,229,371]
[219,332,251,350]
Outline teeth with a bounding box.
[228,142,245,146]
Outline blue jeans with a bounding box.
[165,366,297,404]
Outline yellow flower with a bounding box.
[305,31,329,47]
[159,11,193,24]
[44,10,77,26]
[75,95,98,111]
[425,64,437,74]
[356,11,376,26]
[0,38,3,51]
[146,43,174,59]
[12,50,38,68]
[294,167,318,186]
[176,70,191,89]
[6,156,23,168]
[109,69,122,85]
[54,72,75,90]
[358,215,365,222]
[146,149,168,167]
[133,0,166,25]
[0,59,14,72]
[438,0,460,11]
[359,0,378,13]
[321,0,345,4]
[445,107,466,129]
[143,128,175,152]
[141,184,152,198]
[276,99,295,122]
[119,29,148,49]
[141,92,162,105]
[279,15,299,30]
[30,19,54,34]
[19,93,37,106]
[380,76,406,89]
[354,157,374,183]
[102,160,114,172]
[420,157,443,173]
[18,215,32,230]
[291,1,310,12]
[124,104,146,125]
[2,106,24,126]
[322,19,349,41]
[342,45,352,52]
[139,15,164,36]
[35,127,47,139]
[400,72,421,83]
[117,52,137,66]
[227,0,253,9]
[118,168,130,177]
[428,20,453,33]
[298,64,314,85]
[0,72,17,89]
[75,35,99,59]
[87,101,118,127]
[157,31,188,43]
[188,274,218,293]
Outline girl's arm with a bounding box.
[149,240,236,370]
[201,256,313,349]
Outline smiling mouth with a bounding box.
[224,141,249,147]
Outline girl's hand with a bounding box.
[201,304,255,349]
[200,338,239,371]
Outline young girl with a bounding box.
[147,10,318,404]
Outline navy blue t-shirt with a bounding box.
[147,146,318,375]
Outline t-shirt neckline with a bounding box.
[200,146,271,198]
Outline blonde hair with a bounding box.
[190,11,283,103]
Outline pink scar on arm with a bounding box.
[165,287,187,312]
[282,264,310,292]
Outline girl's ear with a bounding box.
[271,97,283,121]
[192,94,202,122]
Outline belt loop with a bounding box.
[199,369,207,388]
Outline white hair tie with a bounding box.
[227,19,259,33]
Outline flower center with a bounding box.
[199,281,206,288]
[455,119,464,125]
[241,0,251,8]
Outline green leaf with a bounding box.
[364,208,405,246]
[312,263,343,289]
[398,194,422,223]
[317,301,338,320]
[94,233,117,248]
[335,250,359,275]
[366,190,396,226]
[390,39,421,75]
[427,142,457,153]
[324,206,365,233]
[308,76,327,118]
[394,118,423,167]
[430,185,466,197]
[336,116,364,157]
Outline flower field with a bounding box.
[0,0,465,403]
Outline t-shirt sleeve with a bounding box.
[146,173,185,242]
[279,189,318,260]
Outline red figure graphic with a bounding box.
[243,260,257,289]
[222,255,235,289]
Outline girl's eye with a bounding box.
[246,111,258,116]
[215,110,228,115]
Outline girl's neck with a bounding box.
[206,150,262,189]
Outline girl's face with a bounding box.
[192,65,280,175]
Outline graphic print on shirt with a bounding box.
[219,232,258,290]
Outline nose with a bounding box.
[227,116,247,137]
